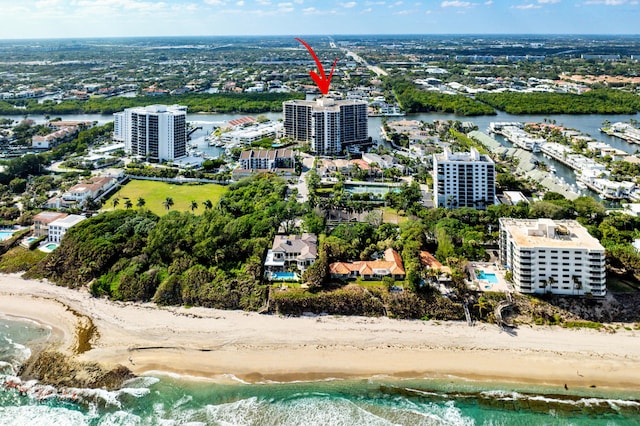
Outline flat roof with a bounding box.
[49,214,86,228]
[500,218,604,251]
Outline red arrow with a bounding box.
[295,37,338,95]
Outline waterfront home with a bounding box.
[419,251,452,281]
[48,214,86,244]
[329,248,405,281]
[264,234,318,275]
[32,211,68,238]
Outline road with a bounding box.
[342,49,388,77]
[291,154,315,203]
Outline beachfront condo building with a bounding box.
[433,147,496,209]
[499,218,606,297]
[114,105,187,162]
[283,98,368,156]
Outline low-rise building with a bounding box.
[62,176,116,206]
[48,214,86,243]
[264,234,318,274]
[32,126,78,149]
[233,148,296,179]
[329,248,405,281]
[499,218,606,296]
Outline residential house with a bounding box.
[329,248,405,281]
[48,214,86,243]
[32,211,68,238]
[264,234,318,274]
[61,176,116,207]
[32,126,78,149]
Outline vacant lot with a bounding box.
[103,179,227,216]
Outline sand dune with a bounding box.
[1,273,639,389]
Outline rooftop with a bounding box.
[435,147,493,164]
[49,214,86,228]
[33,211,68,224]
[500,218,604,251]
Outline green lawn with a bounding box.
[103,179,227,216]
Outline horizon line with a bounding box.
[1,33,640,42]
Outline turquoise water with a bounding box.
[477,272,499,284]
[2,317,640,425]
[0,231,14,241]
[271,272,297,281]
[45,243,58,250]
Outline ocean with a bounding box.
[1,316,639,425]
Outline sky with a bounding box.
[0,0,638,39]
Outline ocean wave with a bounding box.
[0,405,89,426]
[481,389,640,409]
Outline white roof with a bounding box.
[49,214,86,229]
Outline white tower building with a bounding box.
[499,218,606,297]
[114,105,187,162]
[283,98,367,156]
[433,147,496,209]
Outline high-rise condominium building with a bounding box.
[114,105,187,162]
[433,147,495,209]
[283,98,368,155]
[499,218,606,297]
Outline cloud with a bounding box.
[512,3,541,9]
[35,0,62,8]
[255,0,271,4]
[236,0,245,5]
[484,0,493,4]
[302,7,337,14]
[537,0,560,3]
[583,0,631,3]
[393,8,415,14]
[362,7,373,12]
[204,0,226,4]
[72,0,167,11]
[342,1,357,7]
[440,1,473,7]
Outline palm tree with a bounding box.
[202,199,213,210]
[136,197,146,209]
[124,199,133,209]
[163,197,174,211]
[190,200,198,212]
[111,197,120,209]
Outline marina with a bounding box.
[601,121,640,144]
[487,120,639,201]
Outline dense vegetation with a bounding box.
[28,175,296,310]
[391,80,496,116]
[476,89,640,114]
[0,92,305,115]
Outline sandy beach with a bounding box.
[1,273,640,389]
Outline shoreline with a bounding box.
[2,273,640,391]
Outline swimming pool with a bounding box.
[271,272,298,281]
[45,243,58,250]
[0,231,14,241]
[477,271,499,284]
